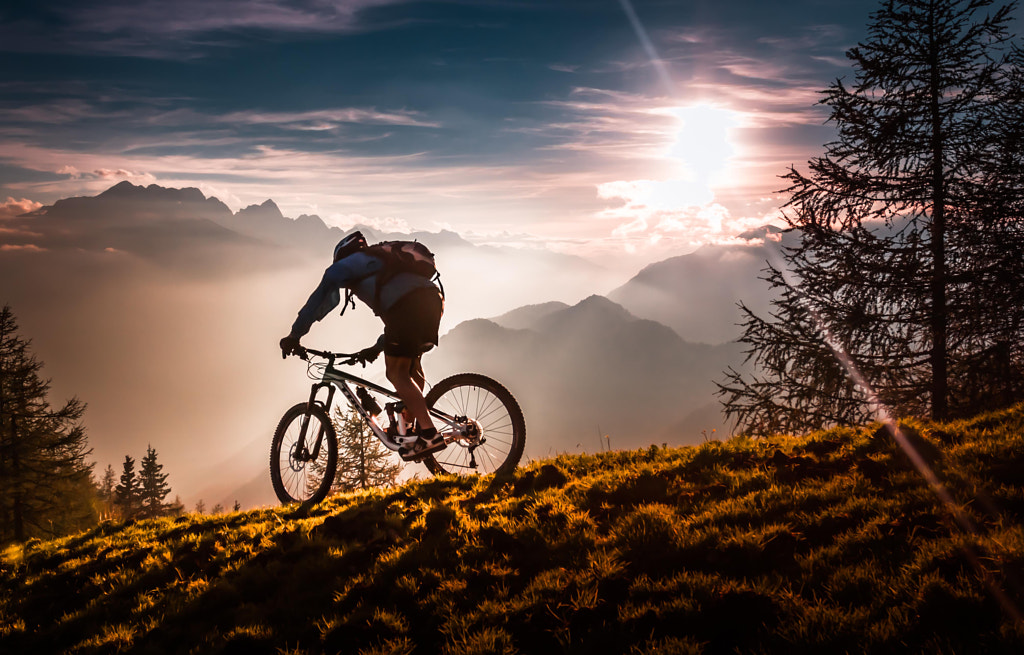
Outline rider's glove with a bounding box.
[355,344,382,365]
[280,335,303,359]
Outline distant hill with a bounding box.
[490,301,570,330]
[5,404,1024,654]
[608,227,790,344]
[431,295,743,456]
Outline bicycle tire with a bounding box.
[423,373,526,476]
[270,402,338,504]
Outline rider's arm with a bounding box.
[288,253,383,338]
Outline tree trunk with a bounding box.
[11,414,24,542]
[929,7,949,421]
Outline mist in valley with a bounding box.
[0,183,768,508]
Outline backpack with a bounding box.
[367,240,439,282]
[339,240,443,315]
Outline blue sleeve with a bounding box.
[289,254,382,337]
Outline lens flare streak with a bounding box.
[763,241,1024,625]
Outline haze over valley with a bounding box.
[0,182,773,507]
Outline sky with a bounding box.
[0,0,906,263]
[6,0,1023,508]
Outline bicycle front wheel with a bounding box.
[423,373,526,476]
[270,402,337,504]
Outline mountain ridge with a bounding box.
[433,294,742,455]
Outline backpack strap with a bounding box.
[432,271,445,300]
[338,288,358,316]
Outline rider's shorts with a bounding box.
[381,287,444,358]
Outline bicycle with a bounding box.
[271,346,527,504]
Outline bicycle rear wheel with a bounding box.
[423,373,525,476]
[270,402,337,504]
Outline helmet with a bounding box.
[333,230,367,262]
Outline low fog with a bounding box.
[0,183,768,508]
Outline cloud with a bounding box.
[325,213,411,233]
[0,243,46,252]
[92,169,159,184]
[0,197,43,219]
[598,177,786,252]
[219,108,441,129]
[0,0,413,58]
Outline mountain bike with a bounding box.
[271,347,526,504]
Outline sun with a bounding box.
[647,104,740,209]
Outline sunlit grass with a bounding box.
[4,405,1024,652]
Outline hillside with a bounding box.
[5,405,1024,653]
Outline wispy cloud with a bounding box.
[219,108,441,129]
[0,0,412,57]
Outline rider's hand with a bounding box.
[355,344,382,365]
[280,335,303,359]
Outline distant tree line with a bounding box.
[95,446,184,521]
[720,0,1024,434]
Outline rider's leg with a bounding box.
[386,354,435,431]
[410,354,426,391]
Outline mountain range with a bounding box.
[429,295,745,458]
[1,181,779,507]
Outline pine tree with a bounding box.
[331,408,401,491]
[0,305,96,543]
[719,0,1024,434]
[167,495,186,517]
[96,464,117,520]
[139,445,171,519]
[97,464,116,502]
[194,499,205,515]
[115,455,141,520]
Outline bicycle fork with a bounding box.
[296,382,335,462]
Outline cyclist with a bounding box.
[279,230,445,459]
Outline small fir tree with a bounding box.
[114,455,141,519]
[331,408,401,491]
[166,495,186,517]
[96,464,117,520]
[139,445,171,519]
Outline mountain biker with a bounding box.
[279,230,445,459]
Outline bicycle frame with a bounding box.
[296,350,465,458]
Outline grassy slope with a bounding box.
[4,407,1024,655]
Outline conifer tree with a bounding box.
[96,464,117,520]
[167,495,185,517]
[0,305,96,543]
[115,455,141,519]
[98,464,116,502]
[719,0,1024,434]
[139,445,171,519]
[331,408,401,491]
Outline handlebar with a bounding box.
[288,346,367,367]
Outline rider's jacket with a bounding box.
[290,251,438,338]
